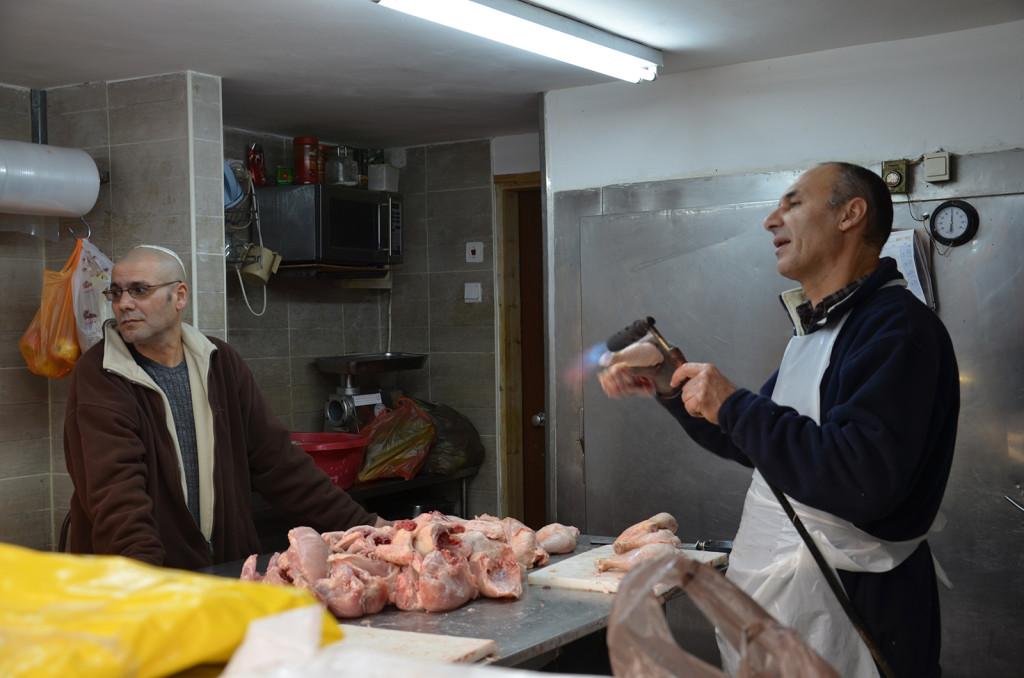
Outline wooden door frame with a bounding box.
[493,171,541,521]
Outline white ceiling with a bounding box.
[2,0,1023,148]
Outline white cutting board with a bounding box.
[337,624,497,663]
[527,544,728,594]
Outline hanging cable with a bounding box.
[235,267,268,317]
[894,196,929,223]
[386,287,394,352]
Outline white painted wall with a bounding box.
[544,20,1024,193]
[492,133,541,175]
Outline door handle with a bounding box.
[531,412,546,427]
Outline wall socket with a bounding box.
[881,160,908,194]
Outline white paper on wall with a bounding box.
[881,228,935,309]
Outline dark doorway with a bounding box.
[517,187,546,528]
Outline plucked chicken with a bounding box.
[241,512,580,619]
[596,512,683,573]
[596,542,682,572]
[614,512,678,547]
[612,528,682,554]
[536,523,580,554]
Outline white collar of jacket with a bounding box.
[101,318,218,379]
[100,318,218,540]
[778,287,848,338]
[778,258,906,338]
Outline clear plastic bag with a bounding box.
[71,237,114,351]
[607,552,841,678]
[18,239,83,378]
[356,397,436,482]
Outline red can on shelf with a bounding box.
[293,136,319,184]
[247,143,267,186]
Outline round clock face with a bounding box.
[929,200,979,247]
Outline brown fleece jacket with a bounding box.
[64,320,376,569]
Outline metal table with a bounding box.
[344,541,615,667]
[203,535,625,668]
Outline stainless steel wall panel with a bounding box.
[920,193,1024,678]
[578,201,789,538]
[548,188,601,528]
[601,169,802,215]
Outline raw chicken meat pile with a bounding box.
[240,512,581,618]
[595,512,681,572]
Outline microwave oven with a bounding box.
[254,185,402,268]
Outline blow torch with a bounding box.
[605,316,687,369]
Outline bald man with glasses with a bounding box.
[63,245,383,569]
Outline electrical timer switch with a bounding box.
[924,152,951,183]
[882,160,907,194]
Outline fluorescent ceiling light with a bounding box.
[372,0,662,83]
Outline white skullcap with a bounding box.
[131,244,187,279]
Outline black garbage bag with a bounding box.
[411,398,485,475]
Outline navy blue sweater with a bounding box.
[662,257,959,677]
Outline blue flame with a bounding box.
[583,343,607,371]
[562,342,612,388]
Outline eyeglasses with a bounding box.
[102,281,181,302]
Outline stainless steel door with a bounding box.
[579,201,791,539]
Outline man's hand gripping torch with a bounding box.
[598,316,687,399]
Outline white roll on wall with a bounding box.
[0,140,100,217]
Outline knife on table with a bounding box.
[679,539,733,554]
[589,536,733,554]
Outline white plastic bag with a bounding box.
[71,238,114,351]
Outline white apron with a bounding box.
[719,296,942,678]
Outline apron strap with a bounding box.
[768,482,900,678]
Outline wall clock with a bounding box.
[929,199,979,247]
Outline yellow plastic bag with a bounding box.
[18,238,83,378]
[0,543,342,678]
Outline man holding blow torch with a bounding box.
[599,162,959,678]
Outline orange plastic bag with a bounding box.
[356,397,436,482]
[19,239,83,379]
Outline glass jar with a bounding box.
[325,146,360,186]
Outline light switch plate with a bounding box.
[923,152,951,182]
[466,241,484,263]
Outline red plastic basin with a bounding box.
[291,432,369,490]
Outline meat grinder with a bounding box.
[315,353,427,433]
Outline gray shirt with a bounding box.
[132,346,201,526]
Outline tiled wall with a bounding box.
[1,77,500,551]
[0,86,52,550]
[0,72,224,550]
[222,131,500,516]
[404,140,498,514]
